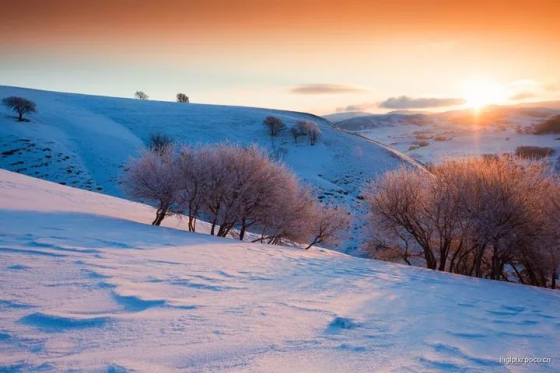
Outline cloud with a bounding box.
[379,95,465,109]
[336,102,378,112]
[509,91,535,101]
[290,83,365,95]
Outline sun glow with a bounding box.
[463,81,507,110]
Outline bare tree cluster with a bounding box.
[123,143,350,249]
[289,121,322,145]
[364,155,560,289]
[2,96,37,121]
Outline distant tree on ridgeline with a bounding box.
[176,93,189,103]
[134,91,149,100]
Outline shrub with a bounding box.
[515,146,555,159]
[2,96,37,121]
[533,114,560,134]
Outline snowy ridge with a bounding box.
[0,85,418,253]
[0,170,559,372]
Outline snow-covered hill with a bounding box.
[0,86,420,253]
[334,105,560,165]
[1,170,559,372]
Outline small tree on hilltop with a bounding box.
[176,93,189,103]
[2,96,37,121]
[263,116,286,137]
[135,91,149,100]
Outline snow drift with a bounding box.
[0,170,559,372]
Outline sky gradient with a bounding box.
[1,0,560,114]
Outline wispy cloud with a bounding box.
[336,102,377,112]
[379,96,465,109]
[290,83,365,95]
[336,95,466,112]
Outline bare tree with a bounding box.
[122,148,178,225]
[289,126,303,143]
[135,91,149,100]
[176,93,189,103]
[305,204,351,249]
[295,121,321,145]
[306,122,321,145]
[175,147,207,231]
[122,142,351,251]
[263,116,286,137]
[2,96,37,121]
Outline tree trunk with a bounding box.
[152,209,166,226]
[305,237,319,250]
[239,219,247,241]
[210,216,218,235]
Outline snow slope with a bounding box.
[335,105,560,165]
[1,170,559,372]
[0,86,420,253]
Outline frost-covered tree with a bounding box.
[122,148,178,226]
[306,122,321,145]
[305,204,351,249]
[364,155,559,288]
[175,147,207,231]
[2,96,36,121]
[295,120,321,145]
[263,116,286,137]
[176,93,189,103]
[134,91,149,100]
[123,142,351,250]
[253,183,317,245]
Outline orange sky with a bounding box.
[1,0,560,114]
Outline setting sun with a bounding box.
[463,81,507,110]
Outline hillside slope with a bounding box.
[334,105,560,165]
[1,170,559,372]
[0,86,420,253]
